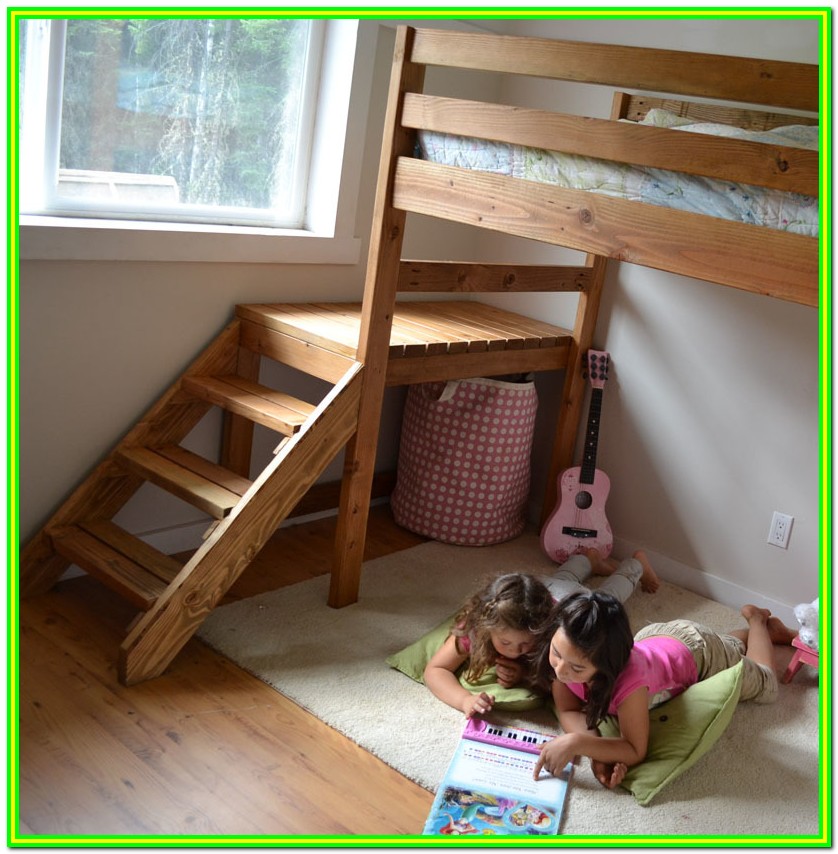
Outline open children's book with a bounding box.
[423,719,573,836]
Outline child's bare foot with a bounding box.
[740,603,796,642]
[633,550,660,593]
[767,615,798,645]
[741,604,771,624]
[586,548,618,577]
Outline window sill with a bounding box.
[19,216,362,265]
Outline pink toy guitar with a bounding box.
[540,350,613,564]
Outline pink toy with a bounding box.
[782,635,819,684]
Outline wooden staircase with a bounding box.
[20,25,607,687]
[20,310,364,685]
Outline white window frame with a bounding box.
[19,17,370,264]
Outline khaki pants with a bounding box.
[635,619,778,704]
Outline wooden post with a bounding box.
[329,27,425,608]
[540,253,608,525]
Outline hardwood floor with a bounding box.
[16,506,436,839]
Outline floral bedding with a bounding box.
[416,109,818,236]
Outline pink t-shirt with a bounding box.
[567,635,698,714]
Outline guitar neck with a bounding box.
[579,387,603,485]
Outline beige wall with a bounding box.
[19,16,821,619]
[473,16,821,617]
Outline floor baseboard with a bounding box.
[613,537,796,626]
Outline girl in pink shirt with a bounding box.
[532,590,797,788]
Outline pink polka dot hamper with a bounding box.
[391,376,538,545]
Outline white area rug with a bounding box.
[197,533,822,838]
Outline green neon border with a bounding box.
[6,4,832,849]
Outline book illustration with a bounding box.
[423,719,572,836]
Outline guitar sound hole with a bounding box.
[575,491,593,510]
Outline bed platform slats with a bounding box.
[410,29,818,112]
[238,301,571,362]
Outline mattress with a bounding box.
[417,109,818,237]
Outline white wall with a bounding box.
[19,15,821,620]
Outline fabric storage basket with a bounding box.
[391,375,538,546]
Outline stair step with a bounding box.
[116,445,252,519]
[182,375,316,436]
[51,521,184,610]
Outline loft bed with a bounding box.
[21,26,819,684]
[330,25,818,592]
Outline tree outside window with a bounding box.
[19,17,323,228]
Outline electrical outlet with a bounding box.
[767,511,793,549]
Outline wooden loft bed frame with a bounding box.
[329,25,819,594]
[20,26,819,684]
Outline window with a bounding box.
[20,18,326,229]
[17,16,370,265]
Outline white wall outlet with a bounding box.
[767,511,794,549]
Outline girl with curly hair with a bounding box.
[423,573,555,717]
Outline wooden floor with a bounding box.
[16,506,436,839]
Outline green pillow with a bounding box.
[598,661,744,805]
[386,617,544,711]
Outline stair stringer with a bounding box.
[118,361,364,685]
[20,321,243,598]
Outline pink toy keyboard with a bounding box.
[462,718,554,755]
